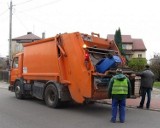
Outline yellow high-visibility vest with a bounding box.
[112,78,128,94]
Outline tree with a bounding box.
[150,63,160,81]
[114,28,124,55]
[150,54,160,81]
[0,57,7,70]
[128,58,147,72]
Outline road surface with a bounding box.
[0,87,160,128]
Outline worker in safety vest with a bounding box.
[108,68,131,123]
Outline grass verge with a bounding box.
[154,82,160,89]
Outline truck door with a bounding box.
[10,57,19,83]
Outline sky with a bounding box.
[0,0,160,60]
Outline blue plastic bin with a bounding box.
[113,55,121,63]
[96,56,121,73]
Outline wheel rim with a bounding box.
[15,85,20,95]
[48,90,55,103]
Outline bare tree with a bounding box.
[150,54,160,81]
[0,57,7,70]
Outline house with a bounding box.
[107,34,147,60]
[11,32,41,58]
[150,55,160,65]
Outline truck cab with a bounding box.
[10,53,23,89]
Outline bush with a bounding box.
[128,58,147,72]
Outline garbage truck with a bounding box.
[9,32,140,108]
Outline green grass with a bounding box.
[153,82,160,89]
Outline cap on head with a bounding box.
[116,68,123,74]
[145,64,150,69]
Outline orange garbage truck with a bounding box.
[9,32,140,108]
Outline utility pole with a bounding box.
[9,0,12,65]
[8,0,13,82]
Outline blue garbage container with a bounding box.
[96,56,121,73]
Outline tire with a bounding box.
[84,100,95,105]
[44,84,61,108]
[15,80,24,99]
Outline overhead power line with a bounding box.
[14,13,29,31]
[0,9,8,16]
[18,0,62,12]
[15,0,34,6]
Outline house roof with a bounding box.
[12,32,41,43]
[107,34,133,43]
[132,39,146,51]
[107,34,146,51]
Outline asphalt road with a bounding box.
[0,88,160,128]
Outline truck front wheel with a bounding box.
[15,80,24,99]
[44,84,61,108]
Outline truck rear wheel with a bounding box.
[44,84,61,108]
[15,80,24,99]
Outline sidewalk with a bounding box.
[0,81,9,89]
[0,81,160,111]
[97,88,160,111]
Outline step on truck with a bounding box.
[9,32,140,108]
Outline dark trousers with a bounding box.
[111,98,126,122]
[140,87,152,108]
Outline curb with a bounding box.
[95,100,160,112]
[0,82,9,89]
[1,82,160,112]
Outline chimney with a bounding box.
[27,32,32,34]
[42,32,45,39]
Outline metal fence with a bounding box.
[0,70,9,82]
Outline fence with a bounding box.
[0,70,9,82]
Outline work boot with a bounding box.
[110,119,116,123]
[146,106,150,109]
[137,106,143,109]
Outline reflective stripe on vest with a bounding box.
[112,78,128,94]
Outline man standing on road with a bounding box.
[108,68,131,123]
[137,64,155,109]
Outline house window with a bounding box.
[138,54,142,58]
[122,44,126,49]
[16,45,20,52]
[126,55,132,60]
